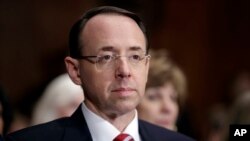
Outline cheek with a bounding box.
[170,102,179,118]
[81,69,112,90]
[94,74,113,90]
[174,105,179,116]
[134,72,147,92]
[139,101,160,122]
[140,99,159,114]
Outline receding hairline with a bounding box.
[80,12,147,51]
[81,12,141,31]
[79,6,146,34]
[69,6,148,58]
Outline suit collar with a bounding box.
[63,104,93,141]
[62,104,151,141]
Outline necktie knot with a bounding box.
[113,133,134,141]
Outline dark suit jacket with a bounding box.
[5,105,195,141]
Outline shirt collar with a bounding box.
[81,103,140,141]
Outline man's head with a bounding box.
[68,6,149,59]
[65,6,150,118]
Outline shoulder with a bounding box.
[5,117,70,141]
[139,120,195,141]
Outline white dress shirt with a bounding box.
[81,103,141,141]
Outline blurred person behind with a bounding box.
[229,71,250,125]
[137,49,187,131]
[229,71,250,103]
[229,92,250,124]
[0,86,13,135]
[220,92,250,141]
[206,104,228,141]
[206,71,250,141]
[31,73,84,125]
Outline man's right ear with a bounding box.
[64,56,82,85]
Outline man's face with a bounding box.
[76,14,149,116]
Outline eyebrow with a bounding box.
[129,46,143,51]
[100,46,114,51]
[99,46,144,52]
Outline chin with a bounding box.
[117,103,137,114]
[163,125,176,131]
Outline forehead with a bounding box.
[84,13,140,31]
[80,13,146,53]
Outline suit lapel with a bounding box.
[63,104,93,141]
[139,120,151,141]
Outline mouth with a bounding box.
[155,120,171,126]
[111,87,136,96]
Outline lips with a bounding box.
[111,87,136,96]
[156,119,171,126]
[112,87,135,92]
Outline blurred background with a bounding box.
[0,0,249,140]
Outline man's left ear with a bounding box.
[64,56,82,85]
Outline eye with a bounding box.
[146,93,161,101]
[132,55,141,60]
[129,54,143,62]
[97,55,113,63]
[103,55,112,60]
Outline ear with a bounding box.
[64,56,82,85]
[145,57,150,82]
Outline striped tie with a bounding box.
[113,133,134,141]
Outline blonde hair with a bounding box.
[31,73,84,125]
[147,49,187,106]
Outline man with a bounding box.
[5,6,194,141]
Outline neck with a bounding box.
[84,100,136,132]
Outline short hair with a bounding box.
[69,6,148,58]
[146,49,187,106]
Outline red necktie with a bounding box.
[113,133,134,141]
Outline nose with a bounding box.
[115,57,131,79]
[161,99,173,114]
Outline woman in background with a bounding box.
[137,49,187,131]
